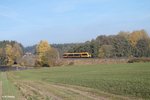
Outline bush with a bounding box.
[128,58,150,63]
[68,62,74,66]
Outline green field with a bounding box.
[0,63,150,100]
[6,62,150,100]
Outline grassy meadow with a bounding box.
[6,62,150,99]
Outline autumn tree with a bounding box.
[0,41,24,66]
[35,40,50,66]
[4,44,14,65]
[35,40,58,67]
[129,30,149,47]
[43,48,59,66]
[12,42,24,63]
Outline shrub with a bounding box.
[68,62,74,66]
[128,58,150,63]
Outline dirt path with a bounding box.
[15,81,116,100]
[51,84,107,100]
[15,81,62,100]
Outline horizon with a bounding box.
[0,0,150,46]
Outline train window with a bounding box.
[82,54,87,55]
[74,54,80,56]
[63,54,67,56]
[68,54,73,56]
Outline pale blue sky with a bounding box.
[0,0,150,46]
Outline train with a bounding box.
[63,52,91,58]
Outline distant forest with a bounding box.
[0,29,150,64]
[0,29,150,66]
[25,29,150,58]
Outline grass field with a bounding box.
[6,62,150,100]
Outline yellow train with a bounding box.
[63,52,91,58]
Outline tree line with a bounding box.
[0,40,59,67]
[53,29,150,58]
[0,29,149,67]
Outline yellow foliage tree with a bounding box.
[129,30,149,47]
[5,44,14,65]
[36,40,51,55]
[35,40,55,67]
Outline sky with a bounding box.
[0,0,150,46]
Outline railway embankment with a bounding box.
[61,58,128,65]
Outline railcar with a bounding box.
[63,52,91,58]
